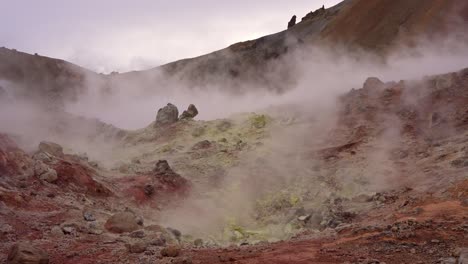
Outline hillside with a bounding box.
[1,0,467,103]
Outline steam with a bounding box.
[1,24,468,243]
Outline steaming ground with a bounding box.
[1,37,468,247]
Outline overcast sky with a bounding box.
[0,0,341,73]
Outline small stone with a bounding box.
[150,237,166,246]
[83,211,96,222]
[144,185,154,196]
[105,211,142,233]
[50,226,63,237]
[160,245,181,257]
[62,226,75,235]
[130,230,145,238]
[194,238,203,247]
[298,215,311,222]
[127,241,147,254]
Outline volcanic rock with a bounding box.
[104,211,142,233]
[287,15,296,29]
[7,243,49,264]
[144,184,154,196]
[83,210,96,222]
[179,104,199,120]
[34,161,58,183]
[160,245,181,257]
[38,169,58,183]
[192,140,212,150]
[127,241,147,254]
[363,77,385,90]
[38,141,64,158]
[154,160,171,175]
[302,5,326,21]
[155,103,179,126]
[167,227,181,240]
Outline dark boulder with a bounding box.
[155,103,179,126]
[179,104,199,120]
[154,160,172,175]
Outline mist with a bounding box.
[1,25,468,244]
[60,35,468,130]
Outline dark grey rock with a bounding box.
[155,103,179,126]
[287,15,296,29]
[180,104,199,120]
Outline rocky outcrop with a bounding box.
[302,5,326,21]
[34,160,58,183]
[179,104,199,120]
[363,77,385,90]
[7,243,49,264]
[155,103,179,126]
[104,211,143,233]
[38,141,64,158]
[287,15,297,29]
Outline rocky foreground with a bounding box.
[1,68,468,263]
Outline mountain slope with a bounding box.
[1,0,467,103]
